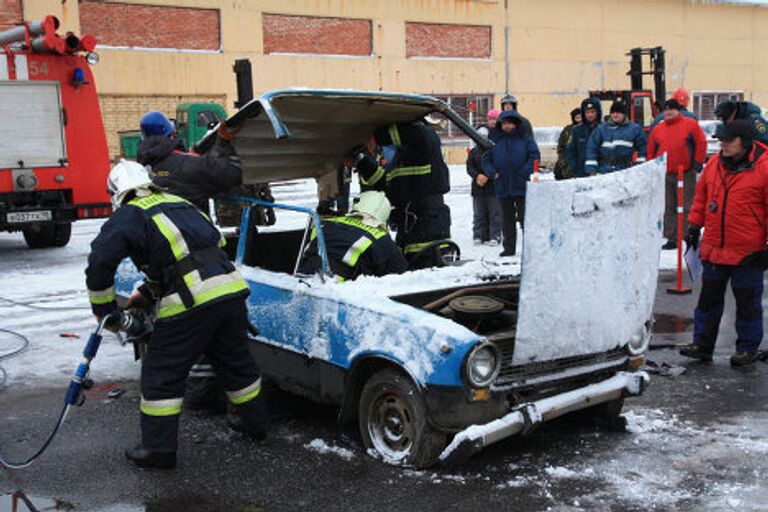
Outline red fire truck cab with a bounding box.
[0,16,111,248]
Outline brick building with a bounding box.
[6,0,768,157]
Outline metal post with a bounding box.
[668,164,691,295]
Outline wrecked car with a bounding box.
[119,90,664,468]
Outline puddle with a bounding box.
[1,493,265,512]
[653,314,694,334]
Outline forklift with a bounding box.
[589,47,666,132]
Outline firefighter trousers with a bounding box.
[139,298,265,452]
[693,262,764,354]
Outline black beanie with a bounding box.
[664,99,681,111]
[570,108,582,123]
[610,101,627,115]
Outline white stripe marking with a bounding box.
[0,58,8,80]
[677,207,684,213]
[601,140,635,148]
[13,55,28,80]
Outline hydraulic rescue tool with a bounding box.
[0,311,151,469]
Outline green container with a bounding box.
[118,130,142,159]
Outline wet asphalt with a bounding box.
[1,271,767,512]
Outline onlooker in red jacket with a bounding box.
[647,99,708,249]
[679,120,768,367]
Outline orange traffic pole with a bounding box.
[668,164,692,295]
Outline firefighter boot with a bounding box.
[678,343,713,362]
[228,397,270,441]
[125,445,176,470]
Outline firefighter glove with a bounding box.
[684,226,701,250]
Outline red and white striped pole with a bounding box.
[668,164,692,295]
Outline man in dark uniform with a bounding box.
[715,99,768,145]
[86,161,267,469]
[136,111,243,212]
[300,191,408,280]
[360,119,452,267]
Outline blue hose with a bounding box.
[0,315,113,470]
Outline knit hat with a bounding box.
[570,108,582,123]
[610,101,627,114]
[664,99,681,111]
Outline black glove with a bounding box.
[684,226,701,250]
[739,250,768,270]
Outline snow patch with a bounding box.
[303,438,355,461]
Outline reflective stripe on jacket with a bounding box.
[86,191,248,320]
[586,120,647,174]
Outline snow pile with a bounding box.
[515,158,666,363]
[303,438,355,461]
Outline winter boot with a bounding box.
[662,241,677,250]
[125,445,176,470]
[229,397,270,441]
[678,343,713,362]
[730,351,758,367]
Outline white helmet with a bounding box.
[107,159,153,209]
[351,191,392,228]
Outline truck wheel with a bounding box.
[23,223,72,249]
[358,368,446,468]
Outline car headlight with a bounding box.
[627,322,651,356]
[464,342,501,388]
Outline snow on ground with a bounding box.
[303,438,355,461]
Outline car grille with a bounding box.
[492,336,627,387]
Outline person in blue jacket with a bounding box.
[586,101,647,175]
[567,97,602,178]
[482,110,540,257]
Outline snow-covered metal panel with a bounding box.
[514,158,666,364]
[0,81,66,168]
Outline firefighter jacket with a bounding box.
[373,121,450,207]
[647,114,707,174]
[300,215,408,280]
[734,101,768,145]
[481,110,541,198]
[137,136,242,211]
[567,98,603,177]
[86,191,248,320]
[585,119,647,174]
[688,144,768,265]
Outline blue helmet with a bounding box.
[140,111,175,139]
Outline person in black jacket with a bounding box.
[300,191,408,280]
[86,160,267,469]
[467,125,501,245]
[136,111,243,212]
[369,119,453,266]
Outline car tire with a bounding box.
[358,368,446,468]
[23,223,72,249]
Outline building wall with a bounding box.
[0,0,22,30]
[16,0,768,157]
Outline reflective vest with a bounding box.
[127,192,248,320]
[309,215,389,280]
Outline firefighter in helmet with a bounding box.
[85,160,268,469]
[300,191,408,280]
[357,118,454,268]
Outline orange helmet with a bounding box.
[671,88,690,108]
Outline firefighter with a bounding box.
[136,111,243,212]
[300,191,408,280]
[715,99,768,145]
[585,100,647,175]
[86,161,267,469]
[567,97,603,178]
[679,120,768,366]
[369,118,453,267]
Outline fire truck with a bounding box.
[0,16,111,248]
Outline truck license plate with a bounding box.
[6,210,53,223]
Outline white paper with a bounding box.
[684,245,703,281]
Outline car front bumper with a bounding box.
[438,371,649,465]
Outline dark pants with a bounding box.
[472,195,501,242]
[693,262,764,354]
[140,298,264,452]
[394,201,452,253]
[664,170,696,242]
[499,196,526,254]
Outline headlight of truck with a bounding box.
[626,322,651,356]
[463,342,501,388]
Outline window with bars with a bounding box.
[431,94,494,141]
[692,91,744,120]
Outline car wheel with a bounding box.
[23,223,72,249]
[358,368,446,468]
